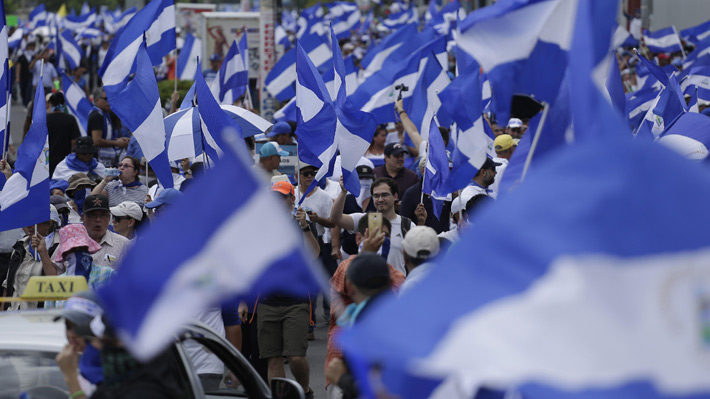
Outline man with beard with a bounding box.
[459,158,500,204]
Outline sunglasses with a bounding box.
[300,170,317,178]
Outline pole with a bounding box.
[520,102,550,183]
[145,158,149,187]
[457,190,463,221]
[34,225,38,261]
[174,50,178,93]
[2,67,10,161]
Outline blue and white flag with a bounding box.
[103,7,137,35]
[109,41,174,189]
[636,75,686,139]
[0,73,48,230]
[63,11,96,32]
[422,117,450,219]
[350,34,447,124]
[643,26,683,54]
[606,41,627,121]
[29,5,47,29]
[276,25,292,50]
[658,111,710,159]
[359,22,419,79]
[211,40,249,105]
[176,32,202,80]
[273,97,296,123]
[428,0,464,36]
[323,54,358,96]
[457,0,578,122]
[688,86,699,113]
[265,32,331,101]
[327,2,361,40]
[297,26,376,197]
[358,10,373,35]
[406,52,450,141]
[340,134,710,399]
[80,2,90,16]
[8,28,22,49]
[75,26,102,40]
[438,64,492,192]
[282,10,297,32]
[680,66,710,96]
[297,3,325,41]
[99,0,175,97]
[62,73,93,137]
[424,0,438,23]
[58,30,84,71]
[627,87,660,130]
[0,0,9,155]
[680,20,710,45]
[382,7,419,32]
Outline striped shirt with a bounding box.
[105,180,148,207]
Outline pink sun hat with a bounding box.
[52,224,102,262]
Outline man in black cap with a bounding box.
[82,194,128,269]
[325,252,392,399]
[459,157,501,204]
[374,143,419,199]
[52,136,107,183]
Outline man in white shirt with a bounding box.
[460,157,500,204]
[81,194,129,269]
[331,177,418,274]
[489,134,517,196]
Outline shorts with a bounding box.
[257,303,309,358]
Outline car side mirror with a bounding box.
[270,377,305,399]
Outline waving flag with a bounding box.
[297,26,375,197]
[627,87,659,130]
[29,5,47,29]
[282,10,297,32]
[176,32,202,80]
[62,74,93,137]
[680,66,710,95]
[382,7,418,31]
[605,47,627,120]
[358,10,373,35]
[58,30,84,71]
[265,32,331,101]
[643,26,683,54]
[63,11,96,31]
[422,118,450,219]
[8,28,22,49]
[428,0,464,36]
[406,52,450,141]
[99,0,175,97]
[211,39,248,104]
[276,25,292,51]
[297,3,325,40]
[350,34,447,124]
[327,2,361,40]
[457,0,578,122]
[109,41,173,189]
[359,22,419,79]
[438,64,492,192]
[635,75,686,139]
[0,73,48,230]
[680,20,710,45]
[103,7,137,34]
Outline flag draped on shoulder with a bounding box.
[109,41,173,188]
[0,70,49,230]
[97,99,323,362]
[99,0,175,96]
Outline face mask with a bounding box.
[74,188,91,215]
[64,251,93,280]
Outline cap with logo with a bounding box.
[356,165,374,179]
[494,134,516,152]
[384,142,409,157]
[82,194,109,213]
[506,118,523,129]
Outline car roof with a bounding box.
[0,310,67,352]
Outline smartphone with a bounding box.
[368,212,382,234]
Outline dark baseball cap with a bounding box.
[356,165,374,179]
[82,194,110,213]
[346,252,390,289]
[481,157,502,171]
[384,143,409,157]
[74,136,97,154]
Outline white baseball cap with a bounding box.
[110,201,144,221]
[402,226,440,260]
[507,118,523,128]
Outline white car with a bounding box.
[0,310,303,399]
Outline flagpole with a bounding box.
[2,66,10,161]
[520,101,549,183]
[174,50,178,92]
[34,225,39,261]
[457,190,462,221]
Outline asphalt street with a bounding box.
[288,294,329,398]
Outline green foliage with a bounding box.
[157,79,194,108]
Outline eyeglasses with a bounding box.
[118,163,134,169]
[372,193,392,199]
[113,216,128,222]
[300,170,317,177]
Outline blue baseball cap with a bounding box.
[259,142,289,158]
[145,188,183,209]
[209,53,221,62]
[267,122,292,137]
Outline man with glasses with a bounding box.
[331,177,416,273]
[81,194,129,269]
[89,87,129,167]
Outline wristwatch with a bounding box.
[301,225,310,232]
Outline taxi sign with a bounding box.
[19,276,88,301]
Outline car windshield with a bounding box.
[0,350,68,399]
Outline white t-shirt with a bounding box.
[296,188,333,239]
[184,307,226,375]
[489,157,509,196]
[349,213,406,274]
